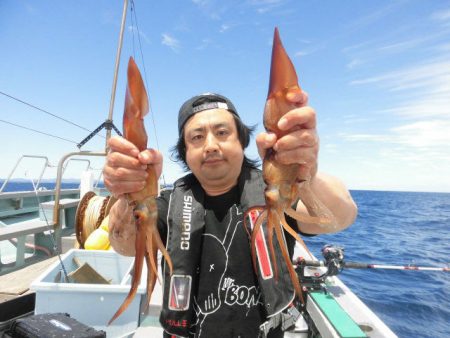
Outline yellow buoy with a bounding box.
[84,215,111,250]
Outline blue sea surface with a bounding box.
[306,190,450,338]
[0,180,103,192]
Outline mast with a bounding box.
[53,0,130,253]
[105,0,129,150]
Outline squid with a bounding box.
[248,28,336,303]
[108,57,173,324]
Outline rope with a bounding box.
[0,119,78,144]
[130,2,137,57]
[76,193,112,248]
[0,90,105,138]
[129,0,167,186]
[82,196,106,241]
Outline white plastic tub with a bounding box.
[31,249,146,338]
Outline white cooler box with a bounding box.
[31,249,147,338]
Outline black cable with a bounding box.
[0,90,105,139]
[130,1,136,57]
[130,0,167,185]
[0,119,78,144]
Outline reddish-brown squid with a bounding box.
[108,57,173,324]
[248,28,337,303]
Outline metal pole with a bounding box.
[105,0,129,150]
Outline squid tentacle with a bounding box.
[273,215,304,303]
[151,224,173,275]
[267,210,279,282]
[280,216,312,261]
[108,214,146,325]
[146,227,158,281]
[144,252,157,311]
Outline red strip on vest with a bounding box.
[249,210,273,279]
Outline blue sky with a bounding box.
[1,0,450,192]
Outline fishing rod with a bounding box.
[295,245,449,281]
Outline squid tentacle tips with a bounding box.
[247,27,337,303]
[108,57,173,325]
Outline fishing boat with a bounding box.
[0,174,398,337]
[0,1,400,337]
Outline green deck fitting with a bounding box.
[310,291,367,338]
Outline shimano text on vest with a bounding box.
[180,195,193,250]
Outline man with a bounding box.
[103,92,357,337]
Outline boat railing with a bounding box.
[62,158,91,178]
[0,155,50,193]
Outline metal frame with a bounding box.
[0,155,49,193]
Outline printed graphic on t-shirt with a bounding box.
[192,205,263,337]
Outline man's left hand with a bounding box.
[255,91,319,181]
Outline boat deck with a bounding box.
[0,234,76,303]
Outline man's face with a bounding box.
[184,109,244,193]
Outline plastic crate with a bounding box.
[30,249,146,338]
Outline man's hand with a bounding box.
[103,136,163,197]
[256,91,319,181]
[104,136,162,254]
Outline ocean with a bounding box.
[306,190,450,338]
[1,183,449,337]
[0,180,103,192]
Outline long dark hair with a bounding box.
[171,114,260,171]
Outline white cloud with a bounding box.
[248,0,285,14]
[220,24,230,33]
[435,43,450,51]
[196,38,213,50]
[161,33,181,52]
[192,0,209,6]
[191,0,227,20]
[339,133,392,143]
[381,96,450,119]
[377,37,425,54]
[24,3,36,14]
[342,2,405,32]
[342,115,373,124]
[294,43,325,58]
[351,58,450,124]
[346,58,364,70]
[351,59,450,87]
[127,25,150,44]
[430,8,450,22]
[343,28,450,71]
[323,143,339,154]
[392,120,450,148]
[339,119,450,149]
[294,51,309,57]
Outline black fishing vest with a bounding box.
[160,167,295,337]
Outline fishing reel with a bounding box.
[321,245,345,277]
[294,244,346,292]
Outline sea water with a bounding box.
[306,190,450,338]
[0,181,101,192]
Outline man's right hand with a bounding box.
[103,136,163,198]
